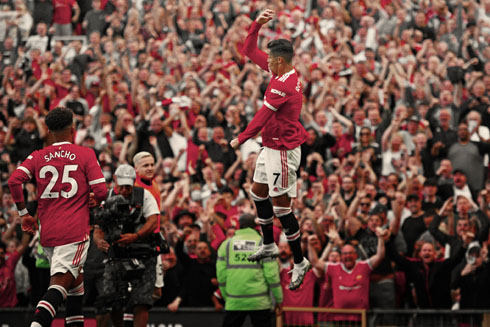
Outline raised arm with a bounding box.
[307,234,326,274]
[328,107,354,135]
[381,117,400,152]
[390,192,405,235]
[368,229,387,269]
[242,10,274,72]
[1,216,21,244]
[428,199,453,246]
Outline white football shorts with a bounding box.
[253,146,300,198]
[43,235,89,279]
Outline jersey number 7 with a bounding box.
[273,173,280,185]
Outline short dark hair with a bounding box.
[21,116,36,126]
[267,39,294,63]
[453,169,466,175]
[239,213,257,229]
[45,107,73,132]
[0,241,5,252]
[173,210,196,224]
[220,186,233,195]
[424,178,437,187]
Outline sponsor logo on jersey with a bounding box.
[271,88,286,97]
[339,285,362,291]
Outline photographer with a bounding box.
[93,164,159,327]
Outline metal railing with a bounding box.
[278,307,490,327]
[368,309,490,327]
[279,306,366,327]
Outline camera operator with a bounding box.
[93,164,159,327]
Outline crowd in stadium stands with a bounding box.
[2,0,490,322]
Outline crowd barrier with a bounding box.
[280,306,366,327]
[280,308,490,327]
[2,307,490,327]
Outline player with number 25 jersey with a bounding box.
[9,141,107,246]
[9,107,107,327]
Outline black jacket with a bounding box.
[387,236,465,308]
[429,213,490,256]
[175,240,217,307]
[452,260,490,309]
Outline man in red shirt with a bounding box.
[310,229,386,323]
[0,236,29,308]
[279,240,318,326]
[8,107,107,327]
[52,0,80,36]
[230,9,310,290]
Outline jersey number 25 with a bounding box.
[39,165,79,199]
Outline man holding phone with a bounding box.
[452,243,490,326]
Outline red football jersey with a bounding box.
[238,22,308,150]
[52,0,76,25]
[326,261,372,321]
[280,267,317,325]
[8,142,107,247]
[0,251,21,308]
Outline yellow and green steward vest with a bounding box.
[217,228,283,311]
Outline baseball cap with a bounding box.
[453,169,466,175]
[409,115,419,122]
[369,204,388,215]
[114,164,136,186]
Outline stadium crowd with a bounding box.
[2,0,490,324]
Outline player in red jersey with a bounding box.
[8,107,107,327]
[230,9,310,290]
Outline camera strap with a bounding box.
[131,187,144,207]
[130,187,145,225]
